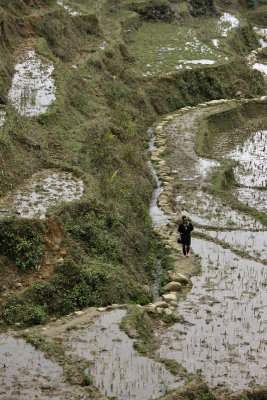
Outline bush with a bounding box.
[1,294,23,325]
[58,202,123,263]
[22,306,48,326]
[56,294,76,315]
[128,0,175,22]
[24,281,56,308]
[0,217,46,270]
[188,0,215,16]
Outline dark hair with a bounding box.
[182,215,186,220]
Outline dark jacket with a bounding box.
[178,222,194,245]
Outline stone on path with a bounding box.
[165,308,173,316]
[167,271,189,284]
[162,293,178,303]
[154,301,169,309]
[163,281,182,292]
[145,305,156,314]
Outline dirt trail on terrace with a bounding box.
[151,100,235,268]
[1,8,267,396]
[151,98,267,394]
[1,99,266,400]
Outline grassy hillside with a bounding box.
[0,0,265,327]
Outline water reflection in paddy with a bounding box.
[198,229,267,261]
[8,50,56,117]
[62,309,183,400]
[227,130,267,187]
[0,170,84,219]
[178,190,263,230]
[158,238,267,390]
[0,335,83,400]
[233,187,267,214]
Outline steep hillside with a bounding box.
[0,0,266,327]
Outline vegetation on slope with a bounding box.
[0,0,265,327]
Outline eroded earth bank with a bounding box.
[0,0,267,399]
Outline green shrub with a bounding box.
[22,306,48,326]
[58,202,123,263]
[1,294,23,325]
[188,0,215,16]
[82,373,93,386]
[56,294,76,315]
[0,217,46,270]
[247,0,255,9]
[24,281,56,308]
[128,0,175,22]
[231,24,259,55]
[196,391,216,400]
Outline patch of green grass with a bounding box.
[82,372,93,386]
[121,305,156,353]
[0,217,46,270]
[128,20,229,76]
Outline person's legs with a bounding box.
[182,244,186,256]
[186,238,191,256]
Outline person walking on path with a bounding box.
[178,215,194,258]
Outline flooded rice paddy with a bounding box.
[8,50,56,117]
[0,170,84,219]
[59,309,183,399]
[56,0,81,16]
[259,38,267,48]
[227,130,267,187]
[0,335,85,400]
[178,190,263,229]
[158,238,267,390]
[153,102,267,391]
[198,229,267,261]
[233,188,266,213]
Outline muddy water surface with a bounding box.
[56,0,81,16]
[60,309,183,399]
[8,50,56,117]
[158,238,267,390]
[227,130,267,187]
[253,63,267,75]
[0,170,84,219]
[218,13,239,37]
[199,229,267,261]
[179,190,263,229]
[233,188,266,213]
[0,335,86,400]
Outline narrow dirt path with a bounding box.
[150,97,267,395]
